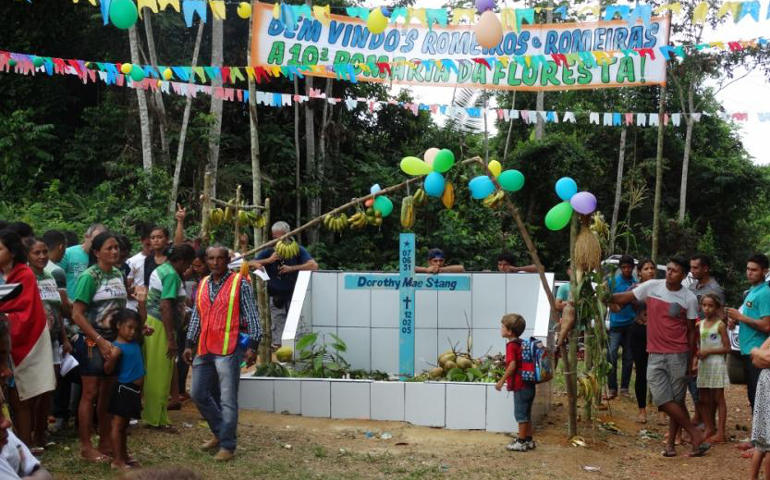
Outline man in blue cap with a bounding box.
[415,248,465,274]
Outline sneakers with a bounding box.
[213,448,234,461]
[200,438,220,451]
[506,439,534,451]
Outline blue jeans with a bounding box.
[607,325,633,392]
[191,349,243,452]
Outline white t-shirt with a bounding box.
[0,429,40,478]
[125,251,147,311]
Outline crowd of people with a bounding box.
[0,214,323,476]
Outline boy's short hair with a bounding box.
[619,254,635,267]
[668,256,690,274]
[501,313,526,337]
[748,253,770,271]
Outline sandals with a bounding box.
[661,449,677,457]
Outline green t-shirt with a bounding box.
[738,283,770,355]
[146,262,186,322]
[73,265,127,340]
[36,269,63,341]
[60,245,90,298]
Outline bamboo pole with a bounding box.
[257,197,272,364]
[233,185,242,251]
[566,214,579,436]
[201,171,212,241]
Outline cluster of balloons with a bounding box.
[468,160,525,199]
[365,184,394,217]
[544,177,598,231]
[473,0,503,49]
[367,7,391,34]
[109,0,139,29]
[120,63,147,82]
[399,148,456,197]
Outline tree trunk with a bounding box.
[502,91,516,164]
[609,127,627,253]
[651,85,666,263]
[169,20,205,214]
[318,79,333,231]
[247,0,263,245]
[207,15,224,199]
[678,88,695,223]
[566,214,579,436]
[304,76,319,245]
[128,26,153,171]
[293,78,302,230]
[142,14,170,167]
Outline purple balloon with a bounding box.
[570,191,597,215]
[476,0,495,13]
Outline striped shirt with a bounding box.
[186,271,261,351]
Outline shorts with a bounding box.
[647,352,689,407]
[108,382,142,419]
[513,383,536,423]
[72,334,109,377]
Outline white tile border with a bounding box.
[240,376,549,432]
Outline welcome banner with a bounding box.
[250,3,669,91]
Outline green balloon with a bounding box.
[544,201,573,231]
[130,65,146,82]
[432,149,455,173]
[32,56,44,68]
[8,59,17,68]
[400,156,432,176]
[110,0,138,29]
[373,196,394,217]
[498,169,525,192]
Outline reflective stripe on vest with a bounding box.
[221,273,241,355]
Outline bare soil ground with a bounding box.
[44,382,757,479]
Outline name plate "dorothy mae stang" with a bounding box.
[344,274,471,291]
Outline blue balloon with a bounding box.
[424,172,446,197]
[469,175,495,200]
[381,7,391,17]
[555,177,578,201]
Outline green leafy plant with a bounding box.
[295,332,351,379]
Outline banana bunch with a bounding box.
[366,207,383,227]
[348,211,368,230]
[209,208,225,227]
[482,190,505,209]
[275,238,300,259]
[413,188,427,207]
[323,213,348,233]
[441,182,455,209]
[401,196,415,229]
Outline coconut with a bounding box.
[456,357,473,369]
[443,360,457,371]
[438,352,456,366]
[275,346,293,362]
[429,367,444,379]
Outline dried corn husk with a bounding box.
[559,303,576,347]
[574,222,601,273]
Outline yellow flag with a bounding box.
[692,1,709,23]
[272,2,280,18]
[407,8,427,27]
[137,0,159,18]
[158,0,180,12]
[209,0,226,19]
[500,8,516,30]
[451,8,475,24]
[312,5,331,26]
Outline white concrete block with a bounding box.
[405,382,445,427]
[371,328,399,374]
[238,377,274,412]
[485,384,516,433]
[330,380,371,419]
[445,383,486,430]
[336,327,371,372]
[312,272,338,327]
[415,329,438,375]
[471,328,505,359]
[371,288,399,328]
[273,378,301,415]
[338,274,371,327]
[301,380,331,418]
[471,273,507,328]
[370,381,405,421]
[415,289,438,329]
[437,289,472,329]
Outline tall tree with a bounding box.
[208,14,224,199]
[128,26,153,171]
[247,0,263,244]
[609,127,627,252]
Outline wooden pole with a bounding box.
[566,214,579,436]
[257,197,272,363]
[233,185,242,251]
[201,171,212,241]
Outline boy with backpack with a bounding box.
[496,313,538,452]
